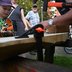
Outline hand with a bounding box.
[25,27,29,31]
[40,20,49,29]
[1,27,7,31]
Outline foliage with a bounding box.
[18,0,32,15]
[54,56,72,68]
[17,0,50,21]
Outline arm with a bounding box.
[7,25,13,31]
[1,19,13,31]
[25,12,32,28]
[53,9,72,26]
[41,9,72,29]
[20,9,28,30]
[1,25,13,31]
[25,19,31,28]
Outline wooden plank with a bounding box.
[0,32,68,47]
[0,33,68,61]
[43,32,68,43]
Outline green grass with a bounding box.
[54,56,72,68]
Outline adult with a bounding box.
[0,0,14,37]
[26,4,40,28]
[10,0,28,36]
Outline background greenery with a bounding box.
[17,0,49,21]
[54,56,72,68]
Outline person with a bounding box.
[0,0,14,37]
[26,4,40,28]
[10,0,29,36]
[25,4,40,55]
[39,0,72,63]
[47,0,61,19]
[40,0,72,29]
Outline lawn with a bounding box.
[54,56,72,68]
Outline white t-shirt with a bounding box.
[26,11,40,27]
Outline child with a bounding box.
[0,0,14,36]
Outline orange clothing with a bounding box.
[6,18,13,31]
[7,25,13,31]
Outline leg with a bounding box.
[44,43,55,63]
[36,38,43,61]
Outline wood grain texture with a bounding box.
[0,33,68,61]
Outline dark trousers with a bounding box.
[36,42,55,63]
[44,43,55,63]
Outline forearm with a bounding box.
[21,9,28,28]
[40,9,72,29]
[26,19,31,28]
[22,18,28,28]
[53,9,72,26]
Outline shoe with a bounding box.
[29,51,37,55]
